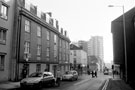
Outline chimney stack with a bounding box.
[64,30,67,36]
[61,28,63,35]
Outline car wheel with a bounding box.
[71,77,74,81]
[76,77,78,80]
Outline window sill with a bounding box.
[0,16,8,21]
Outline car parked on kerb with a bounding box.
[62,70,78,81]
[20,71,57,88]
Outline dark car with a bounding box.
[20,71,56,88]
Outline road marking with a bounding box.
[102,79,110,90]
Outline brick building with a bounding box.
[0,0,70,81]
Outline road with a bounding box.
[42,73,111,90]
[15,73,112,90]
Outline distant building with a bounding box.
[70,44,87,69]
[87,36,104,71]
[88,56,99,71]
[71,40,88,53]
[78,40,88,53]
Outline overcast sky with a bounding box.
[30,0,135,63]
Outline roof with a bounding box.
[70,44,82,50]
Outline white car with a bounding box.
[62,70,78,81]
[20,72,56,88]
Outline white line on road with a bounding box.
[102,79,110,90]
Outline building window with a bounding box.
[59,53,61,61]
[0,3,8,20]
[25,20,30,32]
[46,30,50,40]
[54,34,57,61]
[46,47,50,57]
[54,34,57,44]
[24,41,30,53]
[62,40,65,49]
[46,47,50,61]
[36,64,41,72]
[59,39,61,47]
[0,28,6,44]
[37,25,41,37]
[54,50,57,61]
[74,50,76,56]
[37,45,41,56]
[0,55,5,71]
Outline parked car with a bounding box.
[20,71,56,88]
[62,70,78,81]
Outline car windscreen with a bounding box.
[29,72,43,77]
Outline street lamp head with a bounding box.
[108,5,124,8]
[108,5,114,7]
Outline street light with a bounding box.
[23,52,31,78]
[108,5,127,82]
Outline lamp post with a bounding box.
[23,52,31,78]
[108,5,127,82]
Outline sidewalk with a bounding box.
[102,75,134,90]
[0,81,20,90]
[105,79,134,90]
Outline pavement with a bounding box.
[101,75,134,90]
[0,81,20,90]
[0,73,134,90]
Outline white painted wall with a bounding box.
[70,50,87,66]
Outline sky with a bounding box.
[30,0,135,63]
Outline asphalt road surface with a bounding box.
[13,73,111,90]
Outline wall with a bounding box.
[0,0,15,81]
